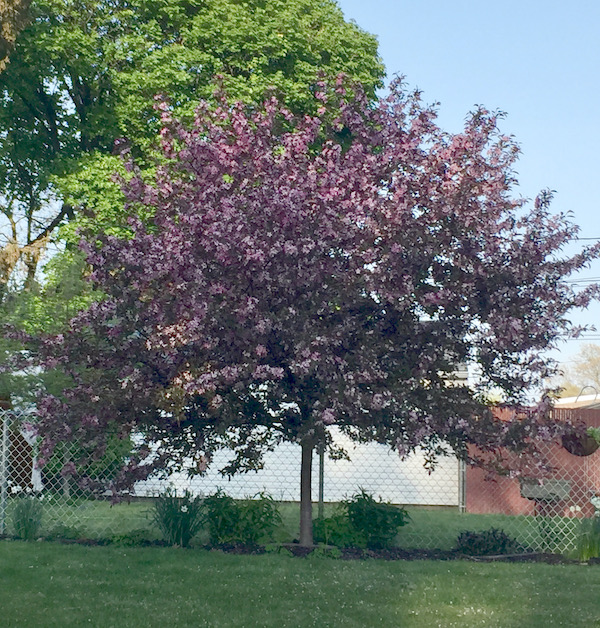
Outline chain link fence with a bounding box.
[464,408,600,554]
[2,406,599,554]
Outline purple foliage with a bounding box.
[25,80,600,500]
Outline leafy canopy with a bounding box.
[0,0,384,413]
[28,80,600,497]
[0,0,384,286]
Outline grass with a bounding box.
[0,540,599,627]
[400,508,575,553]
[2,497,153,539]
[246,503,579,554]
[0,497,583,554]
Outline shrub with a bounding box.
[151,489,204,547]
[313,512,363,548]
[202,490,241,545]
[577,517,600,561]
[313,490,410,550]
[111,528,157,547]
[345,490,410,549]
[454,528,524,556]
[202,490,282,546]
[42,435,133,497]
[12,496,43,540]
[239,493,282,545]
[46,524,85,540]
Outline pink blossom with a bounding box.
[24,79,600,502]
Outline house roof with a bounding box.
[554,394,600,410]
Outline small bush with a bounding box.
[345,490,410,549]
[313,512,363,548]
[308,545,343,559]
[454,528,523,556]
[202,490,241,545]
[239,493,282,545]
[12,496,43,540]
[46,524,85,540]
[111,528,157,547]
[577,517,600,561]
[151,489,204,547]
[202,490,282,546]
[314,490,410,550]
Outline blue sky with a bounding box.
[337,0,600,367]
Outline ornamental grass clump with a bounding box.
[12,496,43,540]
[577,516,600,561]
[151,489,204,547]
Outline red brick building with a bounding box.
[466,399,600,519]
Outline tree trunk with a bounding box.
[299,438,313,547]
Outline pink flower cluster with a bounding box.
[25,78,600,491]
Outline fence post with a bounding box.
[458,459,466,513]
[318,441,325,519]
[62,443,71,499]
[0,411,11,534]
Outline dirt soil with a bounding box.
[1,534,590,563]
[281,544,582,564]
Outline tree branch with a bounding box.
[28,202,73,246]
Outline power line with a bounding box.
[566,282,600,287]
[560,337,600,342]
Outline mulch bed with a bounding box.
[0,534,592,563]
[280,543,582,564]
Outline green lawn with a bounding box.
[0,540,598,627]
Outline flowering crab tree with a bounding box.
[28,80,599,545]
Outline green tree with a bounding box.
[0,248,98,405]
[0,0,384,290]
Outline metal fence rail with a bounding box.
[2,407,599,554]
